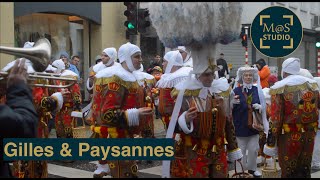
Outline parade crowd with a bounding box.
[1,41,320,179]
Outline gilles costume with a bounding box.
[177,46,193,68]
[312,77,320,170]
[162,59,242,178]
[90,43,146,178]
[86,48,118,94]
[51,59,82,139]
[156,51,192,130]
[14,77,63,178]
[132,68,156,138]
[264,58,319,178]
[85,48,118,126]
[2,42,64,178]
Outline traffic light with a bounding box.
[241,33,248,47]
[137,8,151,34]
[316,42,320,48]
[124,2,137,35]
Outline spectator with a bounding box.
[150,66,163,119]
[0,59,38,177]
[255,58,270,89]
[232,65,268,178]
[151,66,163,82]
[69,55,81,79]
[59,51,70,69]
[147,54,162,74]
[216,53,230,79]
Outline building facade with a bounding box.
[218,2,320,77]
[0,2,135,101]
[141,2,320,78]
[1,2,319,100]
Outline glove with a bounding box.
[252,103,262,113]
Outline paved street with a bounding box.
[45,115,166,178]
[11,116,320,178]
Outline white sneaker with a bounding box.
[249,170,262,177]
[253,170,262,177]
[93,164,110,178]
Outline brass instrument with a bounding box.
[0,38,77,88]
[0,72,77,88]
[0,38,51,72]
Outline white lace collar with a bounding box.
[95,63,137,82]
[175,76,213,99]
[156,66,192,88]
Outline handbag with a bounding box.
[243,91,263,131]
[252,109,264,131]
[231,160,254,178]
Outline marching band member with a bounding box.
[2,42,68,178]
[163,59,242,178]
[90,42,153,178]
[177,46,193,67]
[156,50,192,130]
[85,48,119,125]
[264,58,319,178]
[87,48,118,94]
[51,59,81,139]
[133,66,156,139]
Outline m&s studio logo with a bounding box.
[251,6,303,58]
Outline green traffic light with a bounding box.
[127,22,135,29]
[316,42,320,48]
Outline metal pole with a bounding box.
[245,46,248,65]
[129,35,138,45]
[317,49,320,76]
[244,27,249,65]
[130,2,139,45]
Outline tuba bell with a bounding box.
[0,38,51,72]
[0,38,77,88]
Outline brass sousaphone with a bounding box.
[0,38,76,88]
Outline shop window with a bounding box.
[15,13,86,100]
